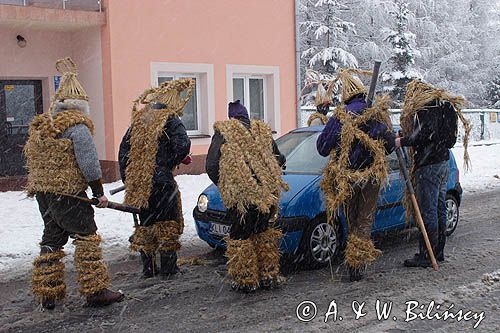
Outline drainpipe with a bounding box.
[294,0,302,128]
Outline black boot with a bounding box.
[42,298,56,310]
[141,251,158,278]
[159,251,180,278]
[348,266,365,282]
[404,253,432,268]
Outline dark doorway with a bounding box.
[0,80,43,176]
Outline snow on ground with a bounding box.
[0,142,499,280]
[0,174,212,281]
[452,140,500,193]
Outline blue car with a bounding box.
[193,126,462,268]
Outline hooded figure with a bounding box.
[118,78,192,279]
[316,69,395,282]
[205,100,287,292]
[25,57,124,310]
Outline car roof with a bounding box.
[290,124,401,134]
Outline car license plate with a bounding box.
[210,223,231,236]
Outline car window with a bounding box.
[277,132,328,174]
[387,151,400,171]
[276,131,316,157]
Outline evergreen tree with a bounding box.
[487,74,500,107]
[300,0,358,74]
[382,0,421,103]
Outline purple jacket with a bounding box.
[316,95,395,170]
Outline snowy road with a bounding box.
[0,143,499,332]
[1,188,499,332]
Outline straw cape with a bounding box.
[24,57,94,197]
[24,111,94,196]
[400,80,471,222]
[123,78,194,209]
[214,119,288,216]
[320,95,391,225]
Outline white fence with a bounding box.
[300,107,500,142]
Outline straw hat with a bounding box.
[315,82,332,106]
[336,68,371,103]
[134,78,195,114]
[54,57,88,101]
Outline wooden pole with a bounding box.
[395,148,438,271]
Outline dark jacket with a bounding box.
[119,116,191,184]
[400,100,452,169]
[316,94,395,170]
[205,116,286,185]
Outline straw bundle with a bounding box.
[154,220,182,252]
[31,250,66,301]
[344,234,381,269]
[251,228,282,281]
[130,225,158,254]
[24,110,94,196]
[215,119,288,216]
[321,95,391,225]
[73,234,110,296]
[124,79,194,209]
[307,112,329,126]
[225,238,259,288]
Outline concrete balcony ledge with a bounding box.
[0,3,105,31]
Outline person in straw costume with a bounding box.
[119,78,193,279]
[317,69,396,282]
[25,57,124,310]
[205,100,287,292]
[396,80,471,268]
[308,82,332,126]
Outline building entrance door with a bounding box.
[0,80,43,176]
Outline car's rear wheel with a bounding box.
[301,217,342,269]
[445,194,459,236]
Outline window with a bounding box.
[226,65,281,134]
[158,74,200,133]
[232,76,266,120]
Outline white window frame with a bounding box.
[226,64,281,135]
[232,75,268,122]
[150,62,215,143]
[157,72,202,135]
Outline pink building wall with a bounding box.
[101,0,297,160]
[0,25,106,158]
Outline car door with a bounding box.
[373,151,406,231]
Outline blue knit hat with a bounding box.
[228,100,249,119]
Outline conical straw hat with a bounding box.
[54,57,88,101]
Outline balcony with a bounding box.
[0,0,101,12]
[0,0,105,31]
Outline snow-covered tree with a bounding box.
[300,0,358,74]
[486,75,500,107]
[382,0,421,103]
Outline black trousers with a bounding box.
[139,182,180,227]
[36,192,97,250]
[228,205,271,240]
